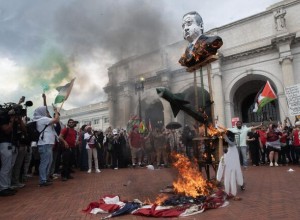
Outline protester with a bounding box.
[128,125,143,167]
[59,119,78,181]
[33,106,59,186]
[109,129,123,169]
[84,126,101,173]
[152,126,169,168]
[217,130,244,200]
[266,123,282,167]
[0,105,26,196]
[226,121,262,169]
[257,126,268,165]
[247,128,260,166]
[78,125,88,171]
[292,121,300,164]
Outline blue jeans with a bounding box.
[0,143,17,191]
[237,146,248,167]
[38,144,53,183]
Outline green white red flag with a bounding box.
[54,78,76,104]
[253,80,277,113]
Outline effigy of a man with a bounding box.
[179,11,223,68]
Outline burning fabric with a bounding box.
[82,154,229,218]
[82,191,228,219]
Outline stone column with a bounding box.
[279,55,294,87]
[277,37,295,120]
[224,101,234,128]
[107,92,115,127]
[211,61,225,126]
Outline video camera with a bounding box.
[0,97,33,125]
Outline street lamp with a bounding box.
[135,77,145,122]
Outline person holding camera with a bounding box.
[84,125,101,173]
[33,106,59,187]
[0,105,26,196]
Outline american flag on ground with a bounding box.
[82,191,228,219]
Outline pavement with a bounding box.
[1,164,300,220]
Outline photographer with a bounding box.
[0,103,26,196]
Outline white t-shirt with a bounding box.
[84,132,95,149]
[228,126,251,147]
[36,117,57,145]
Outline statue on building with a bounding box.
[178,11,223,68]
[274,8,287,32]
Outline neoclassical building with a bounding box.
[104,0,300,129]
[60,102,110,131]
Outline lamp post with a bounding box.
[135,77,145,122]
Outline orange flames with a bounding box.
[172,153,213,197]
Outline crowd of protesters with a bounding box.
[2,96,300,198]
[220,119,300,168]
[0,99,188,197]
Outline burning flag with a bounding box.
[253,81,277,113]
[54,78,76,104]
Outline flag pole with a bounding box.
[58,100,65,113]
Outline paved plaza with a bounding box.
[1,164,300,220]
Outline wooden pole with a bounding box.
[207,63,215,124]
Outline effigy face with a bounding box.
[179,12,223,70]
[182,14,202,43]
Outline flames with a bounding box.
[172,153,213,197]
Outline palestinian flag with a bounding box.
[54,78,76,104]
[253,81,277,113]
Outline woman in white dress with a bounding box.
[217,130,244,200]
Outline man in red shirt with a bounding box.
[292,121,300,164]
[59,119,78,181]
[257,126,267,164]
[128,125,143,167]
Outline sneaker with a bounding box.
[96,169,101,173]
[11,183,25,189]
[114,167,118,170]
[87,169,92,173]
[39,182,52,187]
[270,162,274,167]
[0,189,15,197]
[274,162,279,167]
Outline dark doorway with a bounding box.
[144,100,164,128]
[242,93,278,123]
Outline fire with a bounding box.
[172,153,213,197]
[154,194,170,205]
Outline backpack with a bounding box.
[27,121,48,144]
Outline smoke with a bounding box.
[0,0,180,110]
[54,0,176,60]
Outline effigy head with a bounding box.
[182,11,204,43]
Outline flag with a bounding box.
[54,78,76,104]
[83,192,228,219]
[253,81,277,113]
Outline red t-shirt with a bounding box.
[129,131,142,148]
[293,129,300,147]
[257,130,266,145]
[60,128,77,147]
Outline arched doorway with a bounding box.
[178,86,211,126]
[234,80,279,123]
[144,100,164,128]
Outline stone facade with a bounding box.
[104,0,300,129]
